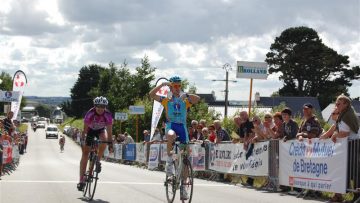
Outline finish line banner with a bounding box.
[279,138,348,193]
[209,142,269,176]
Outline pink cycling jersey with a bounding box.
[84,107,113,130]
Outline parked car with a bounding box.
[45,125,59,139]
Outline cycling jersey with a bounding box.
[84,107,113,146]
[160,96,192,143]
[84,107,113,130]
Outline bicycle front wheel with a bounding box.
[165,160,177,203]
[181,158,194,203]
[83,157,99,200]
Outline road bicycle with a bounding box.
[82,138,112,200]
[164,141,194,203]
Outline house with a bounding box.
[198,91,322,119]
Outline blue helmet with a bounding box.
[169,76,182,83]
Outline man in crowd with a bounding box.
[214,120,230,143]
[281,108,299,142]
[296,103,322,141]
[123,132,135,144]
[3,111,14,136]
[143,130,150,142]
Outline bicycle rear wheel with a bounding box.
[181,158,194,203]
[165,160,177,203]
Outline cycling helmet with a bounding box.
[93,96,108,105]
[169,76,182,83]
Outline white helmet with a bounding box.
[93,96,108,106]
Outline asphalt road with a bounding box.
[0,124,325,203]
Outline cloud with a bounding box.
[0,0,358,99]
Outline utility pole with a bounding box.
[212,63,237,118]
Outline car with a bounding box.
[63,125,71,134]
[36,122,46,128]
[45,125,59,139]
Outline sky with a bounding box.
[0,0,359,101]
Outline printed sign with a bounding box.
[129,105,145,114]
[115,112,128,121]
[124,144,136,161]
[136,143,147,163]
[114,144,123,160]
[209,142,269,176]
[160,143,168,161]
[279,138,348,193]
[2,140,13,164]
[0,91,20,102]
[148,144,160,170]
[189,144,206,171]
[236,61,268,80]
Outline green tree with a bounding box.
[70,64,104,117]
[266,26,360,108]
[35,104,52,118]
[132,56,156,99]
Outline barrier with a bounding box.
[348,138,360,192]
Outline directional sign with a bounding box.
[115,112,128,121]
[129,105,145,115]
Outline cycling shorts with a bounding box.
[165,122,189,144]
[0,145,3,165]
[85,128,105,146]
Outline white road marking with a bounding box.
[1,180,233,187]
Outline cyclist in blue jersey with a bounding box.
[149,76,200,175]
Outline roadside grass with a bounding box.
[58,117,83,131]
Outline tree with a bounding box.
[266,26,360,108]
[132,56,156,99]
[70,64,104,118]
[35,104,52,118]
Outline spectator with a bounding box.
[213,120,230,143]
[143,130,150,142]
[201,127,209,141]
[267,112,284,139]
[192,124,204,141]
[320,108,339,139]
[199,119,207,128]
[332,94,360,141]
[233,115,242,143]
[207,124,216,143]
[238,111,255,149]
[115,134,124,144]
[189,120,198,140]
[3,111,15,136]
[0,120,4,179]
[296,103,322,141]
[123,132,135,144]
[251,115,268,143]
[151,128,162,143]
[281,108,299,142]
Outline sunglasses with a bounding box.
[332,112,339,115]
[95,105,106,109]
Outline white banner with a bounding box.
[114,144,123,160]
[189,144,206,171]
[136,143,147,163]
[11,70,27,120]
[150,78,169,140]
[209,142,269,176]
[279,138,348,193]
[236,61,268,80]
[148,144,160,170]
[160,143,168,161]
[0,91,20,102]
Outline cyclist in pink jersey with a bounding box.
[77,96,113,191]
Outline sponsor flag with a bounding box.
[150,78,169,140]
[11,70,27,120]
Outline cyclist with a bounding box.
[149,76,200,200]
[77,96,113,191]
[59,135,65,152]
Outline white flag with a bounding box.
[11,70,27,121]
[150,78,169,140]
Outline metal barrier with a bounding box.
[267,139,280,191]
[348,138,360,193]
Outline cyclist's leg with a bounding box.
[97,131,107,160]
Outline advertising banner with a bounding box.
[148,144,160,170]
[160,143,168,161]
[2,140,13,164]
[124,144,136,161]
[136,143,147,163]
[150,78,169,139]
[11,70,27,120]
[0,91,20,102]
[114,144,123,160]
[279,138,348,193]
[209,142,269,176]
[189,144,206,171]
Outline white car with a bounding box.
[45,125,59,139]
[36,122,46,128]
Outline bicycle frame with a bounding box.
[174,141,188,188]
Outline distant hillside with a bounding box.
[25,96,71,106]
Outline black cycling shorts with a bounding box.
[0,145,3,165]
[85,128,105,146]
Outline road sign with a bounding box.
[115,112,128,121]
[129,105,145,115]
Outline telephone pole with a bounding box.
[212,63,237,118]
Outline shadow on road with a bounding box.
[78,197,110,203]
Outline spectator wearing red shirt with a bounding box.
[207,124,216,143]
